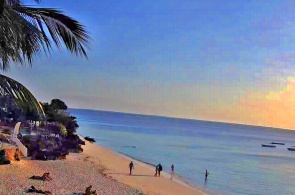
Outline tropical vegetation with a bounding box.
[0,0,90,161]
[0,0,90,71]
[40,99,78,135]
[0,0,90,120]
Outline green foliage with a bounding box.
[0,75,46,121]
[59,124,67,136]
[0,0,90,71]
[41,99,78,135]
[0,156,10,165]
[50,99,67,111]
[37,140,45,149]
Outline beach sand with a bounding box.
[81,138,206,195]
[0,153,141,195]
[0,137,206,195]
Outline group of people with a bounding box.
[129,161,165,177]
[129,161,172,177]
[129,161,209,180]
[154,163,163,177]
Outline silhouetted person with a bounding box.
[170,164,174,179]
[129,161,134,175]
[205,169,209,180]
[158,163,163,176]
[154,164,159,176]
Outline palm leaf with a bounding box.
[0,0,90,71]
[0,74,45,120]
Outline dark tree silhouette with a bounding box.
[0,0,91,71]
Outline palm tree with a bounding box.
[0,0,90,119]
[0,74,46,120]
[0,0,90,71]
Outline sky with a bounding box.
[5,0,295,130]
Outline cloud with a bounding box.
[215,52,295,129]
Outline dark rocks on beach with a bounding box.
[84,136,95,142]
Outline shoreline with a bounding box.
[79,135,207,195]
[116,150,202,191]
[0,134,208,194]
[116,150,210,192]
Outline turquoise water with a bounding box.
[20,129,31,135]
[69,108,295,195]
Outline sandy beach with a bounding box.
[0,137,206,195]
[80,138,206,195]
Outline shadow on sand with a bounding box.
[28,176,45,181]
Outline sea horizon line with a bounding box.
[68,107,294,132]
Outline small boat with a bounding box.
[270,142,285,145]
[287,148,295,151]
[84,136,96,142]
[262,144,276,148]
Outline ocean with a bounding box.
[69,108,295,195]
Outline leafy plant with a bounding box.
[59,123,67,136]
[37,140,45,149]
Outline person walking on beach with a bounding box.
[205,169,209,180]
[129,161,134,175]
[170,164,174,179]
[154,164,159,176]
[158,163,163,177]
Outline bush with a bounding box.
[0,155,10,165]
[37,141,46,149]
[22,135,31,144]
[0,150,5,156]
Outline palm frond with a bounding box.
[0,2,49,70]
[0,1,90,71]
[7,0,41,6]
[13,6,91,58]
[0,74,45,120]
